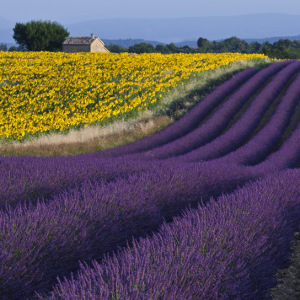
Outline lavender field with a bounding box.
[1,60,300,299]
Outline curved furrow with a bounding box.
[271,92,300,154]
[95,67,259,157]
[45,169,300,300]
[1,61,300,299]
[213,72,300,166]
[0,162,257,299]
[253,119,300,172]
[170,60,300,163]
[0,155,164,210]
[0,62,298,210]
[3,136,300,300]
[0,67,262,209]
[118,61,287,161]
[0,63,293,210]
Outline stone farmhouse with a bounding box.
[62,34,110,53]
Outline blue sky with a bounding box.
[2,0,300,24]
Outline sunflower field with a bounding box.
[0,51,266,140]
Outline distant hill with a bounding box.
[243,35,300,44]
[3,36,299,50]
[102,39,164,48]
[0,14,299,46]
[63,14,300,43]
[102,39,199,48]
[173,40,198,47]
[102,36,300,49]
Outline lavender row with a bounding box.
[122,61,291,161]
[1,127,300,299]
[0,62,290,209]
[252,119,300,172]
[0,155,160,209]
[2,129,300,300]
[241,118,300,174]
[0,61,299,299]
[44,169,300,300]
[172,60,300,163]
[1,105,300,213]
[219,89,300,173]
[0,162,256,299]
[214,71,300,166]
[95,67,259,157]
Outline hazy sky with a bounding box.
[2,0,300,24]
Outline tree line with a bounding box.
[196,37,300,59]
[107,37,300,59]
[0,20,299,59]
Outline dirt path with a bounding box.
[270,230,300,299]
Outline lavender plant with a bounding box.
[171,60,300,162]
[216,72,300,166]
[96,67,259,157]
[0,61,299,299]
[121,60,292,161]
[45,169,300,299]
[0,162,256,299]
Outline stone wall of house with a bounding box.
[91,40,109,52]
[62,44,91,53]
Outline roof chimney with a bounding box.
[91,33,95,39]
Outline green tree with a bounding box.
[128,43,156,53]
[155,44,172,54]
[262,41,272,56]
[249,41,262,53]
[197,37,211,52]
[180,45,191,53]
[221,37,248,53]
[13,20,69,51]
[0,43,7,51]
[8,45,26,52]
[166,43,179,53]
[107,44,127,53]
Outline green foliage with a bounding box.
[13,20,69,51]
[262,39,300,59]
[9,45,26,52]
[0,43,25,52]
[197,38,210,51]
[248,41,261,53]
[108,42,192,54]
[196,36,300,59]
[107,44,127,53]
[155,44,172,54]
[166,43,179,53]
[197,36,263,53]
[128,43,156,53]
[0,43,7,51]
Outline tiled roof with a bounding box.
[63,37,104,45]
